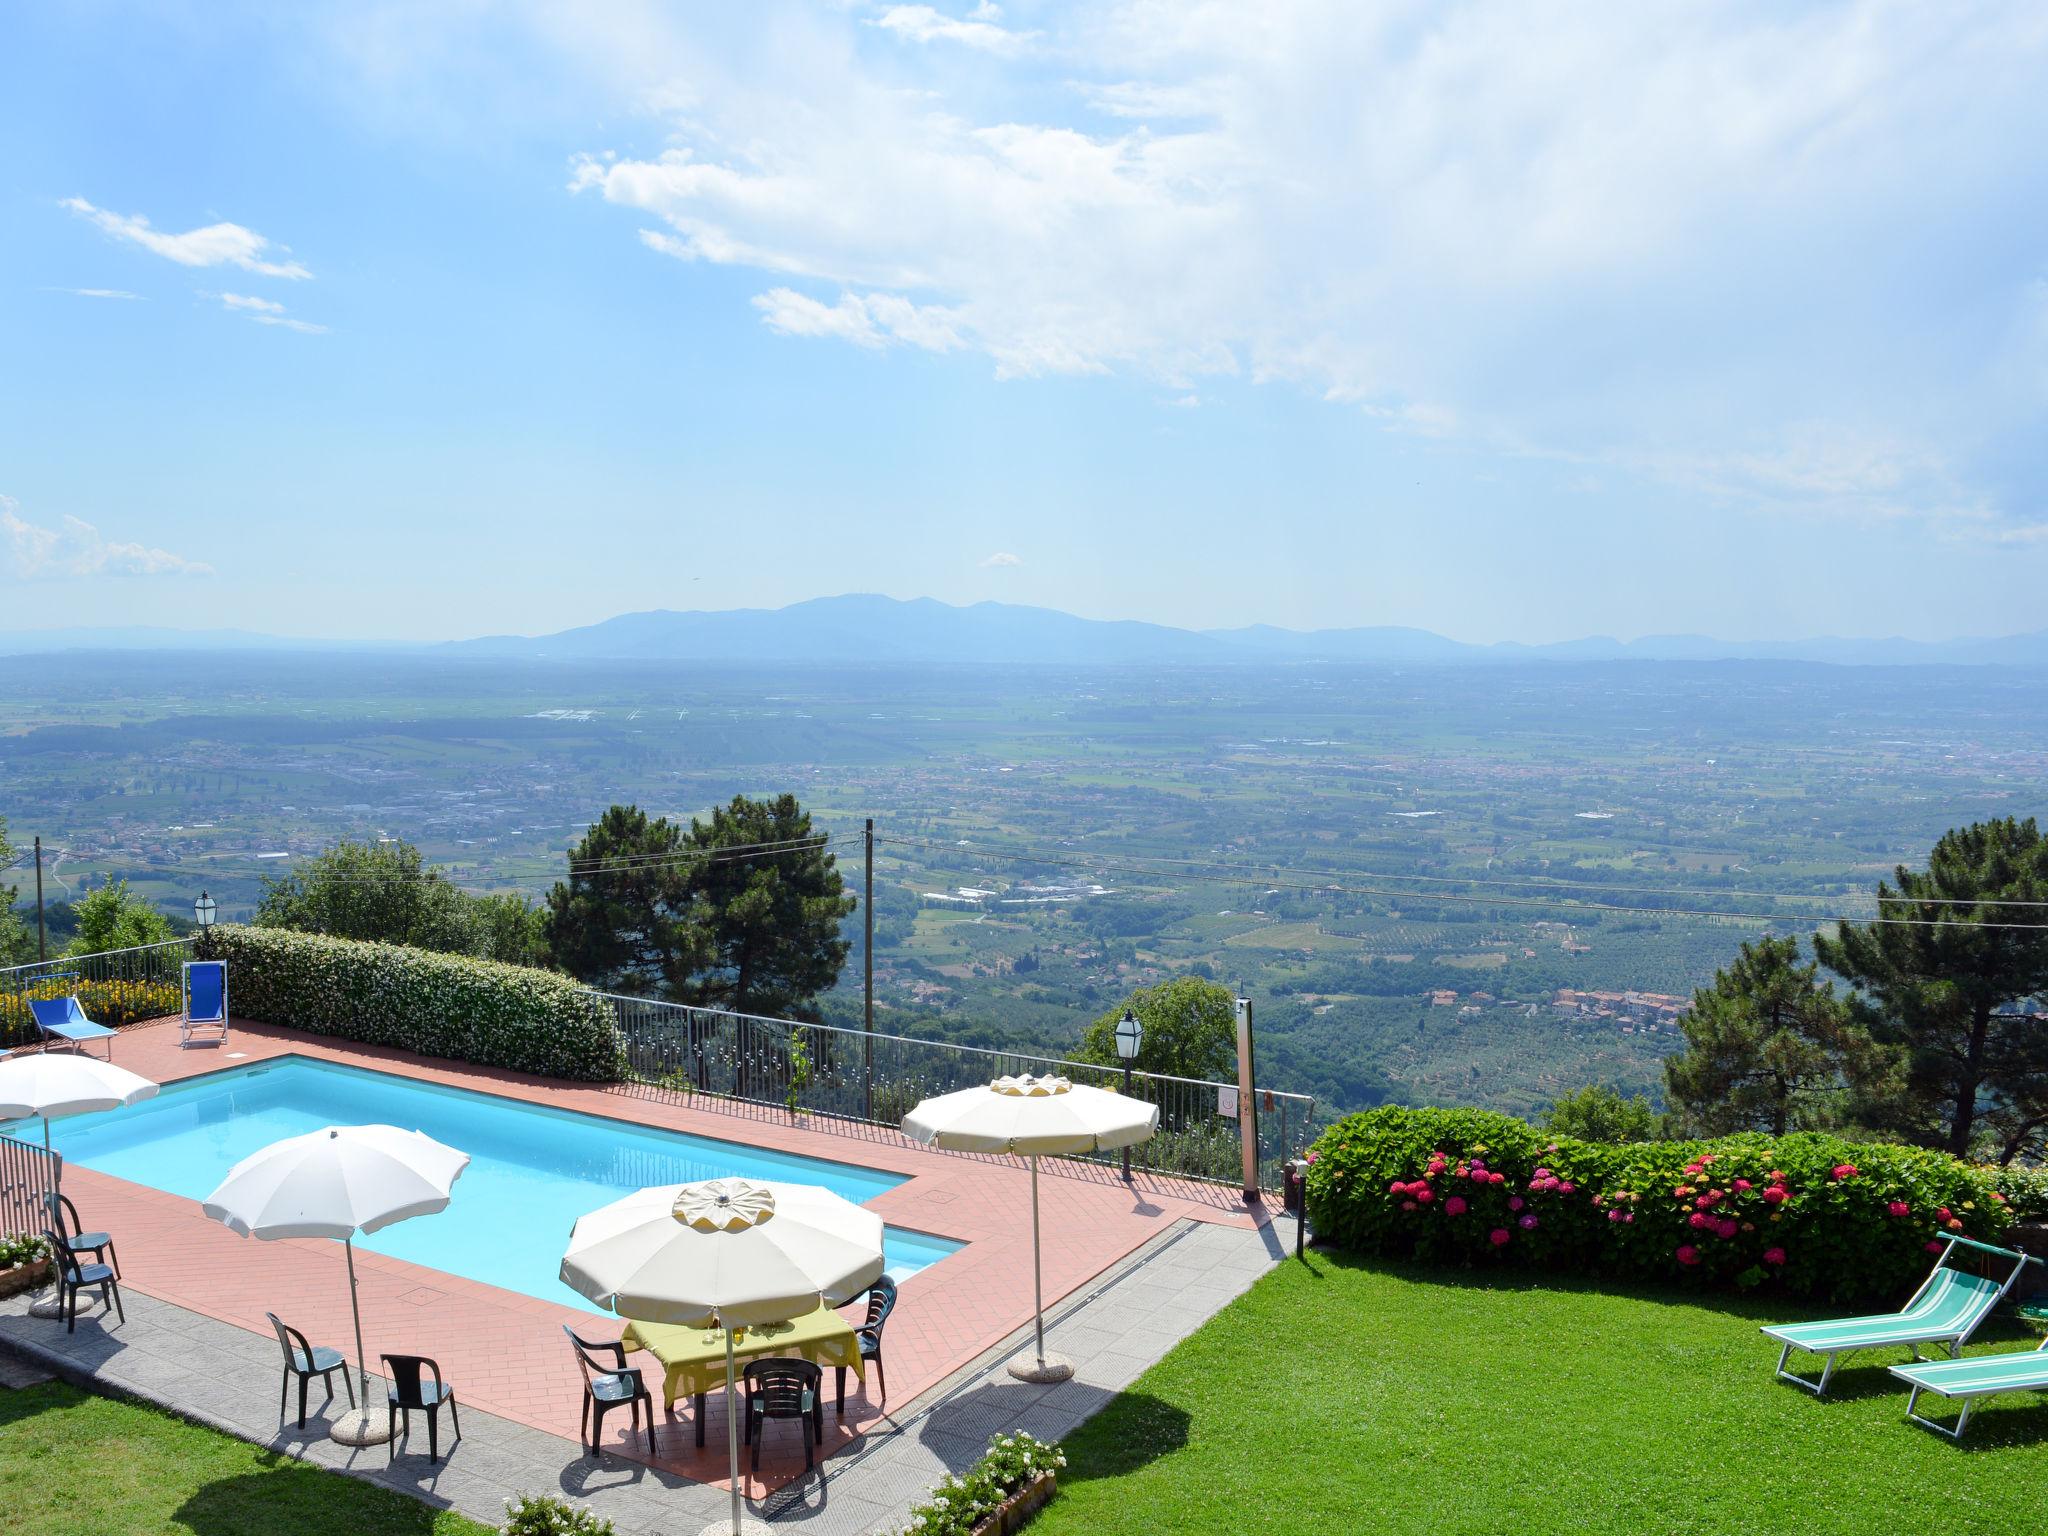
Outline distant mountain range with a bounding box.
[9,594,2048,666]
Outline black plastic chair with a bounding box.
[43,1227,122,1334]
[382,1353,461,1463]
[743,1357,821,1473]
[563,1325,655,1459]
[45,1191,119,1279]
[267,1311,354,1428]
[842,1274,898,1409]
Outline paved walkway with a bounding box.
[0,1214,1291,1534]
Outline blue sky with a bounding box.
[3,1,2046,644]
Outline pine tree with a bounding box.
[544,806,706,996]
[1814,817,2048,1158]
[1663,935,1888,1136]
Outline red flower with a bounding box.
[1444,1196,1468,1217]
[1401,1200,1418,1212]
[1762,1247,1786,1266]
[1887,1201,1911,1218]
[1414,1186,1434,1204]
[1389,1179,1407,1194]
[1509,1196,1525,1212]
[1676,1245,1700,1266]
[1519,1213,1539,1230]
[1688,1212,1710,1229]
[1489,1171,1506,1185]
[1490,1228,1511,1246]
[1732,1179,1753,1192]
[1926,1239,1945,1253]
[1714,1219,1739,1240]
[1761,1186,1789,1205]
[1831,1163,1858,1180]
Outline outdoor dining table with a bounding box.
[619,1303,866,1445]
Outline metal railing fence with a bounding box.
[0,939,196,1050]
[600,992,1313,1191]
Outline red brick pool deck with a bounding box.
[29,1020,1273,1495]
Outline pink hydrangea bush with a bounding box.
[1301,1106,2010,1303]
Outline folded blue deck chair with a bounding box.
[1891,1334,2048,1439]
[28,991,118,1060]
[1762,1234,2032,1396]
[181,960,229,1048]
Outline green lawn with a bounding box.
[1036,1252,2048,1536]
[0,1382,492,1536]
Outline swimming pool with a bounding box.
[14,1057,961,1313]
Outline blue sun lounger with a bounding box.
[1891,1335,2048,1439]
[181,960,229,1047]
[28,989,119,1060]
[1762,1234,2032,1396]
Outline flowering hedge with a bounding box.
[1304,1106,2011,1303]
[0,977,183,1049]
[198,925,627,1082]
[894,1431,1065,1536]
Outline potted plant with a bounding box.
[0,1234,51,1300]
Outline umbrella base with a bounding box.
[1007,1351,1074,1384]
[329,1409,394,1447]
[26,1290,65,1320]
[698,1522,745,1536]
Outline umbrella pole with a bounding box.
[26,1116,65,1320]
[329,1236,393,1446]
[1032,1154,1045,1364]
[727,1326,745,1534]
[1006,1153,1074,1384]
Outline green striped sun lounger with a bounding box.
[1891,1337,2048,1439]
[1761,1234,2032,1397]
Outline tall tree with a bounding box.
[1542,1083,1663,1144]
[1663,935,1888,1136]
[65,877,176,956]
[676,795,853,1019]
[1077,976,1238,1082]
[257,840,483,956]
[1815,817,2048,1158]
[544,805,704,996]
[0,817,27,964]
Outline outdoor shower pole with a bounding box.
[863,818,875,1122]
[34,837,46,963]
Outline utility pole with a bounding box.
[1235,996,1260,1201]
[34,836,46,963]
[863,817,875,1122]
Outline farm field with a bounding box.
[7,652,2048,1123]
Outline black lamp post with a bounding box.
[1115,1008,1143,1181]
[194,890,217,941]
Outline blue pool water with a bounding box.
[13,1057,961,1313]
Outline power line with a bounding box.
[874,834,2048,932]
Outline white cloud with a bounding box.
[216,292,328,333]
[548,1,2048,536]
[1,496,213,579]
[870,5,1035,55]
[750,286,961,352]
[980,550,1024,567]
[52,287,141,300]
[64,197,311,279]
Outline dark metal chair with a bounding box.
[44,1191,118,1279]
[381,1353,461,1463]
[267,1311,354,1428]
[42,1227,122,1334]
[742,1357,822,1473]
[563,1325,655,1459]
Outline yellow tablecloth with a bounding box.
[620,1306,864,1409]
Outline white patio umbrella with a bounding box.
[0,1054,159,1318]
[203,1124,469,1446]
[902,1074,1157,1383]
[0,1054,159,1157]
[561,1177,885,1536]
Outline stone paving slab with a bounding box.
[0,1213,1292,1534]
